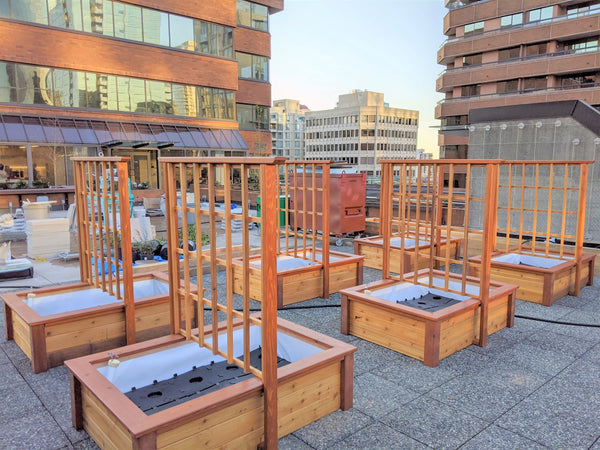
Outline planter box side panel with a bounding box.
[482,265,546,304]
[134,301,172,342]
[82,385,135,449]
[476,293,512,338]
[45,311,126,368]
[232,264,262,301]
[328,262,361,294]
[356,243,383,270]
[157,395,264,449]
[346,298,426,361]
[569,255,595,293]
[281,270,323,306]
[439,308,477,360]
[551,268,572,303]
[278,360,342,437]
[10,309,34,359]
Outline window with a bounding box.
[5,0,233,58]
[236,52,269,82]
[462,54,482,66]
[525,43,547,57]
[528,6,553,22]
[501,13,523,28]
[567,3,600,17]
[561,74,596,88]
[498,46,520,61]
[461,84,481,97]
[237,0,268,31]
[496,79,519,93]
[464,21,484,35]
[237,104,269,130]
[523,77,546,91]
[568,38,599,53]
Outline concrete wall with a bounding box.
[468,117,599,243]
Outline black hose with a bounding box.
[514,314,600,328]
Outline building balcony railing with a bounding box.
[438,47,600,77]
[440,8,600,49]
[436,82,600,108]
[445,0,490,10]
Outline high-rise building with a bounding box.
[269,99,308,159]
[0,0,281,189]
[305,90,419,182]
[437,1,600,159]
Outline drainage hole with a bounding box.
[189,376,203,383]
[226,365,238,370]
[417,301,426,305]
[433,296,441,299]
[147,391,162,398]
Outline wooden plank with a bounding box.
[10,311,33,359]
[82,385,133,450]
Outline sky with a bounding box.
[270,0,448,157]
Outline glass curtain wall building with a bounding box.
[0,0,281,192]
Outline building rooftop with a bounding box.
[1,239,599,448]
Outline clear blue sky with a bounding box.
[270,0,447,157]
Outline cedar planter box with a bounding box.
[2,272,177,373]
[66,317,356,449]
[340,270,516,367]
[469,251,595,306]
[354,234,462,271]
[231,250,364,308]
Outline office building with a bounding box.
[437,0,600,159]
[270,99,308,159]
[305,90,419,182]
[0,0,281,189]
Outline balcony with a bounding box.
[437,48,600,92]
[435,83,600,118]
[439,9,600,64]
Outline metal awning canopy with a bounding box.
[0,114,248,150]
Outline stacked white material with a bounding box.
[219,207,244,231]
[22,201,53,221]
[26,218,70,258]
[0,210,27,241]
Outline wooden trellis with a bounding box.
[380,160,501,346]
[280,160,330,296]
[72,156,135,343]
[160,156,282,449]
[495,160,591,295]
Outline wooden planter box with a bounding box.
[232,250,364,308]
[469,252,595,306]
[66,317,356,449]
[2,272,175,373]
[354,235,462,272]
[340,270,516,367]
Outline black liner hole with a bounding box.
[433,296,441,300]
[147,391,162,398]
[189,376,203,383]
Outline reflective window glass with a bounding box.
[52,68,73,107]
[197,86,213,118]
[236,0,251,27]
[172,83,195,117]
[113,2,125,38]
[104,75,118,111]
[170,15,194,50]
[12,0,48,24]
[0,62,16,103]
[48,0,83,30]
[146,80,172,114]
[0,2,9,17]
[218,26,234,57]
[101,0,115,36]
[251,3,268,31]
[194,21,209,53]
[254,55,269,81]
[123,4,142,41]
[237,104,254,129]
[237,52,253,78]
[129,78,146,112]
[85,73,101,109]
[143,9,170,46]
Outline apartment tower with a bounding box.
[0,0,282,189]
[437,0,600,159]
[270,99,308,159]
